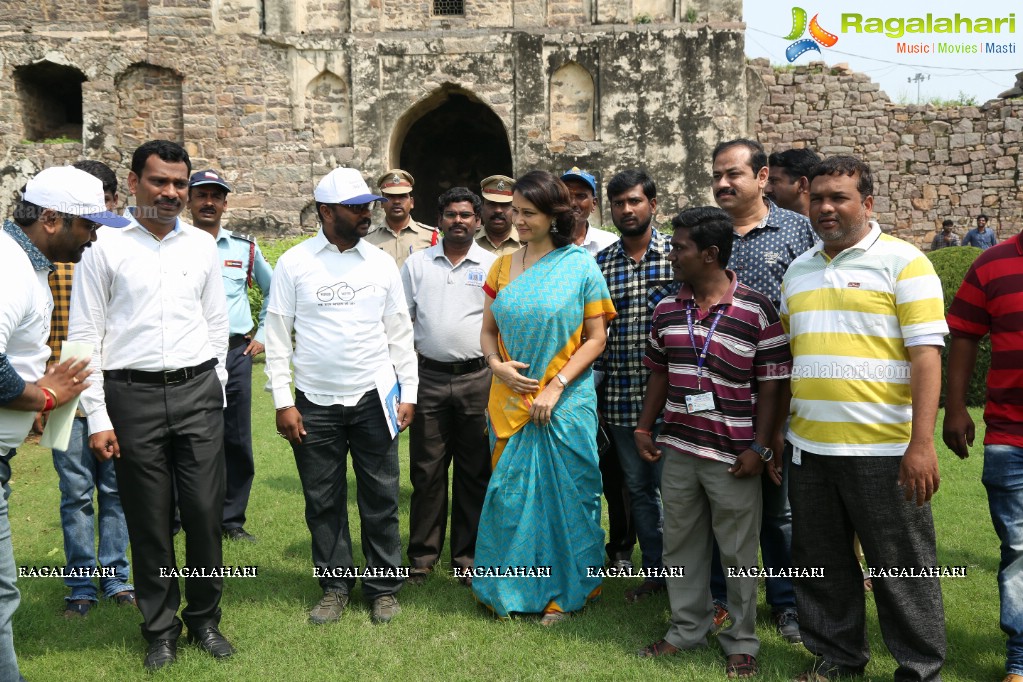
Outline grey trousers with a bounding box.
[661,448,762,656]
[790,451,946,681]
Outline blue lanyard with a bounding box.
[685,302,725,391]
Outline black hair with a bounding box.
[436,187,482,216]
[130,140,191,178]
[712,139,768,174]
[512,171,574,248]
[767,148,821,182]
[809,155,874,199]
[12,199,74,231]
[73,159,118,196]
[606,169,656,202]
[942,219,954,228]
[670,206,734,268]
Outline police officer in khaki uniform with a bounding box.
[475,175,522,257]
[365,169,438,269]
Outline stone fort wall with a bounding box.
[749,58,1022,246]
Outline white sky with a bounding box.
[742,0,1021,105]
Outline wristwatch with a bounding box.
[749,441,774,462]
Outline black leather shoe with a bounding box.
[223,527,257,542]
[187,626,236,659]
[143,638,177,671]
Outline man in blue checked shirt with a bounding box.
[188,169,272,543]
[595,169,679,603]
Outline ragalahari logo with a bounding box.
[785,7,839,62]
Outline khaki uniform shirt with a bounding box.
[365,218,438,269]
[474,227,523,258]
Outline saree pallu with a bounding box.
[473,245,616,617]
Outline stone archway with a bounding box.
[394,89,513,226]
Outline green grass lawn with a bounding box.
[7,372,1002,681]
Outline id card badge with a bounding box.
[684,391,716,414]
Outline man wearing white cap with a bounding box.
[68,140,232,671]
[0,165,127,680]
[365,169,438,269]
[266,167,417,626]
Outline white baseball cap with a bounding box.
[314,168,385,205]
[23,166,129,228]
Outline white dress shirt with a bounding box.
[68,209,229,434]
[265,231,417,409]
[580,223,619,256]
[0,230,52,454]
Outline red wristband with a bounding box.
[634,428,652,436]
[40,387,57,413]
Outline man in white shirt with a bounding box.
[68,140,232,672]
[0,165,126,681]
[561,167,619,256]
[266,167,417,626]
[400,187,496,587]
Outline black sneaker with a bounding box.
[223,527,257,542]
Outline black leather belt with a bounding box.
[418,356,488,376]
[229,334,249,350]
[104,358,218,385]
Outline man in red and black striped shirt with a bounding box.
[633,206,791,678]
[943,230,1023,682]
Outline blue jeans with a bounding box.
[711,444,796,612]
[51,418,132,602]
[0,454,22,681]
[983,444,1023,676]
[609,424,664,579]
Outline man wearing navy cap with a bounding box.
[188,170,273,544]
[561,167,619,256]
[0,165,127,679]
[266,167,417,626]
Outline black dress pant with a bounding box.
[106,368,226,642]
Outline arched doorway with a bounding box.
[394,89,513,226]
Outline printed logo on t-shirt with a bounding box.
[316,281,376,305]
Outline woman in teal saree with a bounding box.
[475,171,616,624]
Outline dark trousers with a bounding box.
[222,344,254,530]
[106,369,226,643]
[790,452,946,681]
[292,390,402,599]
[407,365,491,571]
[599,432,636,562]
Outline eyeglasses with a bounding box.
[442,211,477,221]
[340,202,376,213]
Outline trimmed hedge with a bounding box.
[927,245,990,407]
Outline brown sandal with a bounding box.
[726,653,758,678]
[636,639,681,658]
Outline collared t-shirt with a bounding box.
[728,200,816,309]
[579,224,619,257]
[963,227,998,250]
[401,242,497,363]
[0,221,54,454]
[643,272,791,466]
[214,228,273,341]
[68,209,229,434]
[780,221,948,457]
[946,233,1023,447]
[266,232,417,404]
[595,228,678,426]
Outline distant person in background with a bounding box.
[365,169,438,269]
[943,227,1023,682]
[765,147,821,217]
[931,220,961,251]
[187,169,273,543]
[50,160,135,619]
[476,175,522,257]
[963,214,998,250]
[561,167,619,255]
